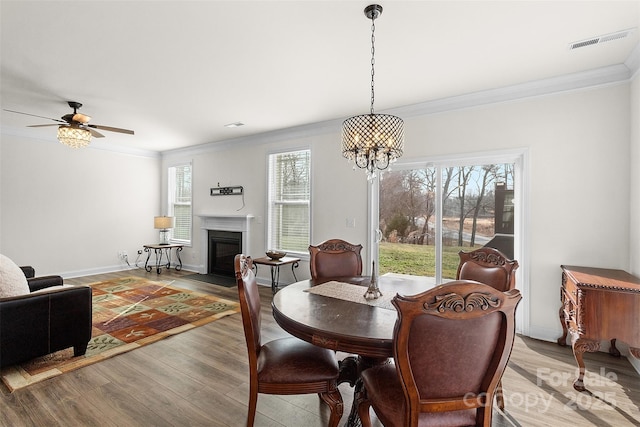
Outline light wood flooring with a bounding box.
[1,268,639,426]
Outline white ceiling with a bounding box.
[1,1,639,154]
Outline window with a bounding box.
[267,149,311,254]
[168,163,192,244]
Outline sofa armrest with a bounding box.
[19,266,35,279]
[0,285,92,368]
[28,275,64,292]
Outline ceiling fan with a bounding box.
[4,101,134,148]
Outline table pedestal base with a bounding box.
[338,355,390,427]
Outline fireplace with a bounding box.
[198,214,254,275]
[208,230,241,276]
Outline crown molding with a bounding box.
[164,55,638,160]
[388,63,632,119]
[5,42,639,161]
[625,41,640,79]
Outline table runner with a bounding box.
[304,280,395,310]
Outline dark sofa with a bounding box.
[0,267,92,368]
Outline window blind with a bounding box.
[267,150,310,253]
[168,164,192,244]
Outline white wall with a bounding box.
[163,132,369,283]
[0,132,160,276]
[166,82,631,343]
[0,78,633,346]
[405,84,630,339]
[630,71,640,274]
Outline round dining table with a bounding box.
[271,274,436,426]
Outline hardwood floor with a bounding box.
[1,268,639,426]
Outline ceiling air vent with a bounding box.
[569,28,635,50]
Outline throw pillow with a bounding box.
[0,254,30,297]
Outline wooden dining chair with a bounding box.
[357,281,522,427]
[456,247,519,292]
[234,254,343,427]
[456,246,519,409]
[309,239,363,280]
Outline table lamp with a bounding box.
[154,216,175,245]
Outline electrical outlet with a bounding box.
[118,250,128,260]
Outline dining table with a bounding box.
[271,273,436,427]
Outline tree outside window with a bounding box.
[379,162,514,279]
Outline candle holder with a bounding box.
[364,260,383,299]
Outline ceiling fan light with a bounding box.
[57,125,92,148]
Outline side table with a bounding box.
[252,256,300,293]
[143,244,183,274]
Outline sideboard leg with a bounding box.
[557,304,568,346]
[609,338,621,357]
[572,337,600,392]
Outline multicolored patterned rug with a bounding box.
[1,276,239,392]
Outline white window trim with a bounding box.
[265,147,312,259]
[167,161,193,246]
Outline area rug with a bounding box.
[0,276,239,392]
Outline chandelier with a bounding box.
[342,4,404,180]
[57,125,92,148]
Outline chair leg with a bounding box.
[356,396,373,427]
[247,385,258,427]
[319,389,344,427]
[496,379,505,411]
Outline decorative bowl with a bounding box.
[266,250,287,260]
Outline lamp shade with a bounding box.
[154,216,175,229]
[57,125,92,148]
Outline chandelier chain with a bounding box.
[370,17,376,115]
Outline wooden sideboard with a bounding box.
[558,265,640,391]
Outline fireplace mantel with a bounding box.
[198,214,254,274]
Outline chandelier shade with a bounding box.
[341,4,404,180]
[342,113,404,174]
[57,125,92,148]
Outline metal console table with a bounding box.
[252,256,300,293]
[143,244,183,274]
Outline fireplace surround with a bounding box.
[198,214,253,275]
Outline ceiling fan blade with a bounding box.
[88,124,134,135]
[27,124,60,128]
[87,128,105,138]
[4,109,66,124]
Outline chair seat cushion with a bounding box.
[362,363,477,427]
[257,337,339,384]
[0,254,30,297]
[361,363,406,427]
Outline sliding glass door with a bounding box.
[375,153,520,283]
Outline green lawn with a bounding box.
[378,241,479,279]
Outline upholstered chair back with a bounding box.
[457,247,519,292]
[309,239,363,280]
[391,281,521,426]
